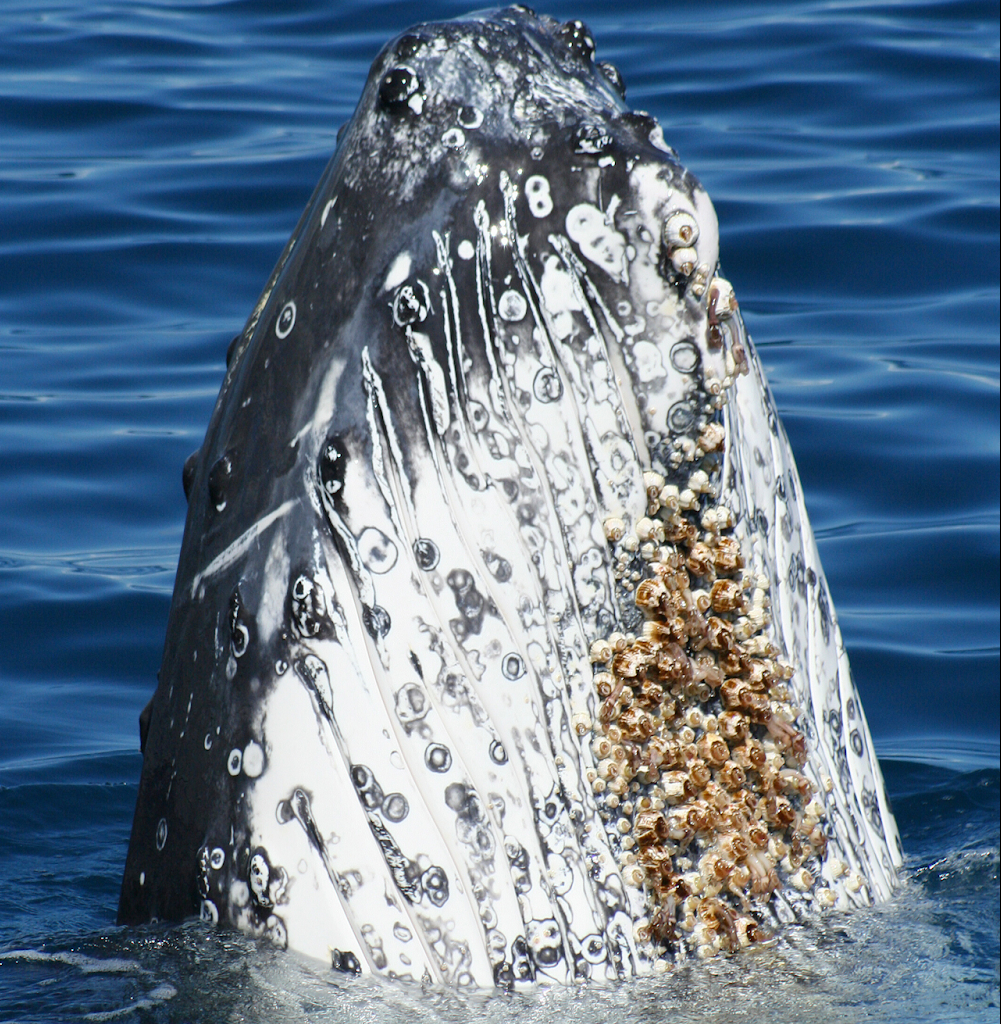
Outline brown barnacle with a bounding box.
[742,736,766,767]
[662,770,697,804]
[712,536,743,574]
[649,904,678,943]
[733,788,761,817]
[618,706,656,741]
[634,678,664,710]
[610,649,640,680]
[739,689,771,715]
[646,735,681,768]
[664,617,689,645]
[764,795,797,829]
[704,616,735,652]
[664,872,690,901]
[756,761,780,795]
[660,697,678,721]
[686,542,715,578]
[745,823,770,850]
[698,897,739,951]
[639,844,675,880]
[689,758,712,788]
[665,518,698,545]
[744,658,775,688]
[717,760,747,791]
[656,642,693,684]
[717,710,750,744]
[686,800,718,834]
[700,851,734,882]
[698,732,730,766]
[633,810,669,847]
[708,565,736,610]
[634,577,668,615]
[735,915,767,948]
[720,677,751,710]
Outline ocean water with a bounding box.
[0,0,997,1021]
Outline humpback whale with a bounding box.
[118,7,902,986]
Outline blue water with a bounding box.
[0,1,997,1020]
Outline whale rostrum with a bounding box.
[118,8,902,986]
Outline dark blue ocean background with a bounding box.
[0,1,997,1020]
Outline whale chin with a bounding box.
[118,7,901,987]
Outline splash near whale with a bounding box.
[118,7,902,986]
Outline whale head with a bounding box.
[119,7,901,987]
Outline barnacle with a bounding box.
[588,405,828,962]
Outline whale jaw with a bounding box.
[118,8,901,986]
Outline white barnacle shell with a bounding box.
[670,247,698,276]
[664,210,699,248]
[635,517,657,541]
[709,277,738,320]
[816,888,837,908]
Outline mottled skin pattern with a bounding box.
[119,7,901,986]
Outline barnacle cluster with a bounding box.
[588,460,832,962]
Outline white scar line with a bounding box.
[190,499,297,598]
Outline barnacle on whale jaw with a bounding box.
[592,405,833,961]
